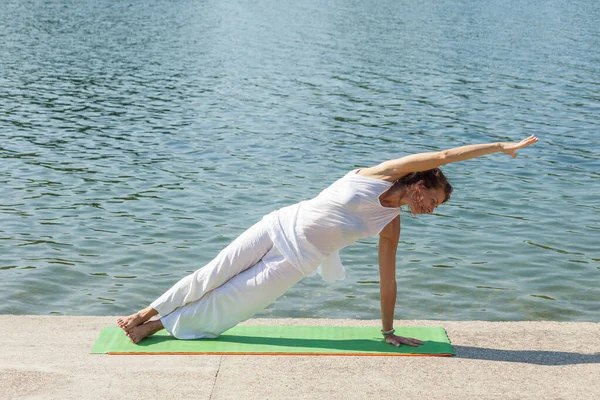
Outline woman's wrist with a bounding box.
[381,328,395,336]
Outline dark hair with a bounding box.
[397,168,453,203]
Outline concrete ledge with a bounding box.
[1,316,599,399]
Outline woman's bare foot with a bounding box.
[117,306,158,332]
[125,319,164,344]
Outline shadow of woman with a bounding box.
[454,346,600,366]
[133,333,454,355]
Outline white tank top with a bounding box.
[263,169,400,281]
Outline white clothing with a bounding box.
[263,169,400,281]
[161,249,303,339]
[153,219,304,339]
[150,219,274,318]
[151,169,401,339]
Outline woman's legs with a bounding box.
[160,247,304,339]
[117,218,273,332]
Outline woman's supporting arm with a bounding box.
[364,135,538,181]
[378,217,424,347]
[378,216,400,333]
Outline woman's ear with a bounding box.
[410,181,425,203]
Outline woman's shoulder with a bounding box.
[353,167,397,183]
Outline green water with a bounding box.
[1,0,599,321]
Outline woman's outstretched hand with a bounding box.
[384,334,424,347]
[500,135,539,158]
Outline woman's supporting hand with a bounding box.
[499,135,539,158]
[384,334,424,347]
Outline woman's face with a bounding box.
[409,185,446,215]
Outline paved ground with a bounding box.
[1,316,599,399]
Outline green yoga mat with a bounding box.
[91,325,454,356]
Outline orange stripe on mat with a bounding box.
[108,352,454,356]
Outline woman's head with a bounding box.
[397,168,452,215]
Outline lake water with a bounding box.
[1,0,599,321]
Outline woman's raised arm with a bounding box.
[364,135,538,181]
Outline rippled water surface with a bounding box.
[1,0,599,321]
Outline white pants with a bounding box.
[150,219,305,339]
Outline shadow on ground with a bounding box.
[454,346,600,366]
[126,333,454,355]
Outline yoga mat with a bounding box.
[91,325,454,356]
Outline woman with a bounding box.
[118,135,538,347]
